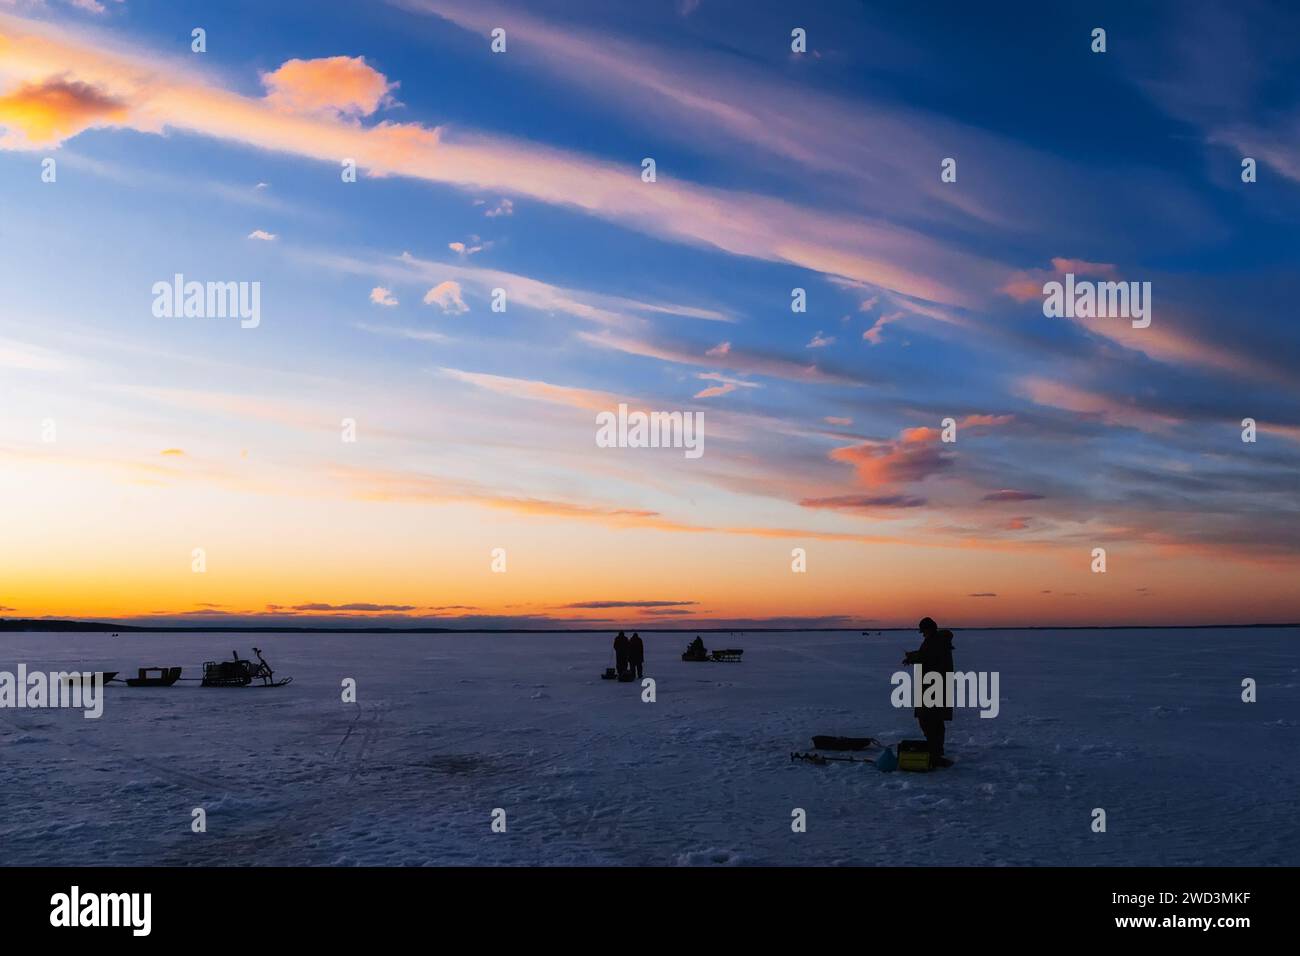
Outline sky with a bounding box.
[0,0,1297,629]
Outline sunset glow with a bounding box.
[2,1,1297,629]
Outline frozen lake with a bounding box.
[1,629,1296,866]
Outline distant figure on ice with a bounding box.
[903,617,955,768]
[613,631,630,678]
[629,632,645,679]
[682,635,708,661]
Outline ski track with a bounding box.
[0,629,1296,865]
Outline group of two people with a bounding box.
[612,631,645,679]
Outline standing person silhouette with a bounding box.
[903,617,955,768]
[628,632,645,679]
[613,631,630,679]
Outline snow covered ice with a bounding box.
[1,628,1296,866]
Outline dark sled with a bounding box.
[201,648,292,688]
[812,735,878,751]
[710,648,743,662]
[125,666,182,687]
[63,671,118,686]
[600,667,618,680]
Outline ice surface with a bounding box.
[0,629,1296,866]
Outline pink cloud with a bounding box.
[369,286,399,307]
[694,383,736,398]
[1000,257,1119,303]
[423,280,468,314]
[261,56,397,120]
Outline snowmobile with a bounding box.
[681,637,710,661]
[201,648,292,688]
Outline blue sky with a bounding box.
[0,0,1297,627]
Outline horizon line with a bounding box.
[2,618,1297,634]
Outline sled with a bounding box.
[710,648,743,662]
[124,666,183,687]
[600,668,618,680]
[63,671,118,686]
[811,735,878,751]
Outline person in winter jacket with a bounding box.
[613,631,630,678]
[628,632,645,679]
[903,617,955,768]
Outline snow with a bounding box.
[0,628,1296,866]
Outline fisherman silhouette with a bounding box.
[613,631,630,678]
[628,632,645,679]
[903,617,955,768]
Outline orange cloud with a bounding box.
[695,383,736,398]
[261,56,396,120]
[423,280,468,314]
[830,432,950,488]
[0,76,127,147]
[828,415,1010,487]
[863,310,906,344]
